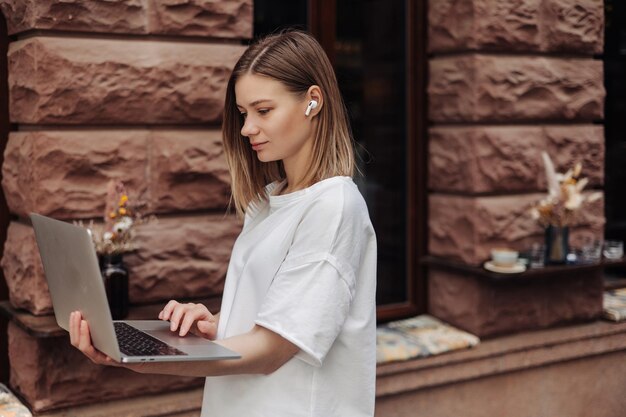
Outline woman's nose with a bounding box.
[241,118,260,137]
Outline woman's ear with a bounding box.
[306,85,323,116]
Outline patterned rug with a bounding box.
[0,384,31,417]
[603,288,626,322]
[376,315,480,364]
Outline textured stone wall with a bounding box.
[428,55,604,123]
[3,130,232,219]
[429,193,604,265]
[0,0,252,38]
[0,0,251,410]
[428,0,603,54]
[8,38,243,124]
[429,125,604,194]
[427,0,605,265]
[8,322,204,412]
[1,216,241,315]
[428,268,603,337]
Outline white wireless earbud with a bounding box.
[305,100,318,116]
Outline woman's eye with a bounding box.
[240,113,247,119]
[258,109,271,115]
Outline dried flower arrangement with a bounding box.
[530,152,602,228]
[76,180,154,256]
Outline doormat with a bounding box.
[376,315,480,364]
[603,288,626,322]
[0,384,31,417]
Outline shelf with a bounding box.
[0,297,221,339]
[421,256,626,283]
[604,268,626,290]
[605,277,626,291]
[0,301,63,338]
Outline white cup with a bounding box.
[603,240,624,260]
[491,248,519,267]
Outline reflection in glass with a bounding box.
[253,0,307,39]
[605,0,626,246]
[336,0,408,304]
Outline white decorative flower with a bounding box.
[564,187,583,210]
[533,153,599,227]
[530,208,540,220]
[113,217,133,234]
[542,152,561,200]
[587,192,602,203]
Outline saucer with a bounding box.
[483,260,526,274]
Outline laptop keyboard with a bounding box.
[114,322,187,357]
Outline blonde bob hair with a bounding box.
[223,29,355,216]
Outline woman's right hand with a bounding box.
[158,300,218,340]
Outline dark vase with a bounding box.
[99,253,129,320]
[544,225,569,265]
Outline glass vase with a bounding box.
[99,253,129,320]
[544,225,570,265]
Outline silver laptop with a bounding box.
[30,213,240,363]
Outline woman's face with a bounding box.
[235,73,317,166]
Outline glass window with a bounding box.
[253,0,307,39]
[252,0,425,316]
[604,0,626,285]
[335,0,408,305]
[605,0,626,244]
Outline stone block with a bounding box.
[428,125,604,193]
[8,36,245,124]
[0,222,50,315]
[428,267,603,338]
[8,322,203,412]
[0,0,146,35]
[150,130,231,213]
[0,0,252,39]
[428,0,477,52]
[428,0,603,54]
[428,54,604,123]
[542,0,604,54]
[2,131,149,220]
[544,125,605,185]
[148,0,252,39]
[1,215,241,315]
[428,193,604,265]
[2,130,230,219]
[124,215,241,304]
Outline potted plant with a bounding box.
[530,152,601,264]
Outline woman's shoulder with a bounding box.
[313,176,366,205]
[304,176,371,224]
[286,177,375,264]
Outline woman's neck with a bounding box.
[280,148,314,195]
[278,178,307,195]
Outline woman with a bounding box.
[70,30,377,417]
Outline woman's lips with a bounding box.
[251,141,268,151]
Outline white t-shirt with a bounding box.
[201,176,377,417]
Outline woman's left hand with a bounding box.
[68,311,124,367]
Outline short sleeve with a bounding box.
[254,253,355,367]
